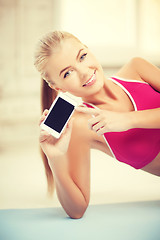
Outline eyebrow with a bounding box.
[59,48,84,76]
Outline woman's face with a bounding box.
[46,38,105,98]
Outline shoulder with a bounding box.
[115,57,160,91]
[71,111,95,143]
[115,57,146,82]
[66,111,93,164]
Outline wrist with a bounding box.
[128,111,143,129]
[124,111,137,130]
[128,111,135,129]
[45,148,66,162]
[47,153,67,172]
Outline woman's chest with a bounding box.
[107,98,134,112]
[89,81,136,154]
[99,82,135,112]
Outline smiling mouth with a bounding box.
[82,71,96,87]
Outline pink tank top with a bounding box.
[84,76,160,169]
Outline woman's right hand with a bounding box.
[39,109,74,160]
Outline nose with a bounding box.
[79,71,88,80]
[77,65,90,82]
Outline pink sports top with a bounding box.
[84,76,160,169]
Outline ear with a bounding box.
[55,87,66,93]
[48,83,54,89]
[48,83,66,93]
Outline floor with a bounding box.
[1,201,160,240]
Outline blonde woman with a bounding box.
[34,31,160,219]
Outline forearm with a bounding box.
[49,155,88,219]
[130,108,160,129]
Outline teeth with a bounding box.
[83,73,95,86]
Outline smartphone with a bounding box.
[40,93,78,138]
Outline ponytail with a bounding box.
[40,78,57,197]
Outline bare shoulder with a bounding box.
[115,57,145,82]
[116,57,160,91]
[71,111,94,143]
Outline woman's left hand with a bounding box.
[76,106,132,135]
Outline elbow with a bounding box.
[129,57,145,69]
[68,204,88,219]
[69,214,84,220]
[69,212,85,220]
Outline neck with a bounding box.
[82,77,117,106]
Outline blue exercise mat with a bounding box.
[0,201,160,240]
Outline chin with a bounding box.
[83,83,104,99]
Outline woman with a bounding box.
[34,31,160,219]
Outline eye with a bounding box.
[64,70,72,78]
[80,53,87,61]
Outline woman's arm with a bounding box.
[131,57,160,92]
[76,106,160,134]
[51,119,91,219]
[40,111,91,219]
[115,57,160,129]
[117,57,160,91]
[129,108,160,129]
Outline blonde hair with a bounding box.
[34,31,81,196]
[34,30,81,83]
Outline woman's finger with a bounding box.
[43,109,49,115]
[60,117,74,138]
[39,115,45,125]
[96,126,108,135]
[39,109,49,125]
[76,106,100,116]
[92,121,105,132]
[88,115,102,129]
[39,130,51,142]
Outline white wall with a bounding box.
[59,0,160,65]
[139,0,160,55]
[59,0,137,65]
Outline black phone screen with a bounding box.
[44,97,75,133]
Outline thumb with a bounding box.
[60,118,74,142]
[67,117,74,130]
[62,117,74,136]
